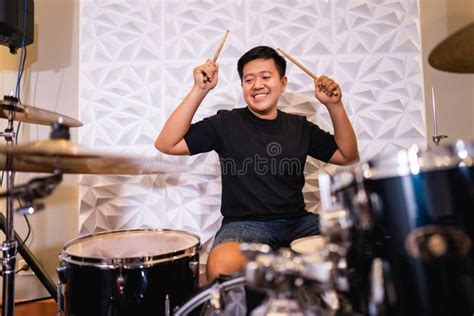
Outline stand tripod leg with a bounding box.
[2,240,17,316]
[0,212,58,301]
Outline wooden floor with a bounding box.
[8,298,57,316]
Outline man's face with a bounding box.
[241,58,287,118]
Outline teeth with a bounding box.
[254,93,267,100]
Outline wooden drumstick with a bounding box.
[203,30,229,83]
[212,30,230,63]
[277,48,339,97]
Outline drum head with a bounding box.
[62,229,200,266]
[290,236,325,255]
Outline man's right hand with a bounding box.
[155,59,219,155]
[193,59,219,91]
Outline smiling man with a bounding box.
[155,46,359,281]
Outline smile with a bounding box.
[253,93,268,100]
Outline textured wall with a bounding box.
[79,0,425,271]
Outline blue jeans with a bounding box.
[212,213,320,249]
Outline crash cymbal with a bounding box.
[428,22,474,73]
[0,140,173,174]
[0,97,83,127]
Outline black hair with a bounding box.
[237,46,286,80]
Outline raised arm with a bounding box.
[314,76,359,165]
[154,59,218,155]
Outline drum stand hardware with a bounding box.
[318,170,381,315]
[0,171,62,316]
[206,282,226,314]
[56,280,63,316]
[431,87,448,146]
[1,108,23,316]
[0,109,22,316]
[432,134,448,146]
[0,108,65,316]
[242,244,343,316]
[174,276,246,316]
[0,171,63,208]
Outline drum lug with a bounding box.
[350,187,372,230]
[369,258,384,314]
[369,193,382,218]
[57,264,70,284]
[189,260,199,277]
[116,275,126,296]
[165,294,171,316]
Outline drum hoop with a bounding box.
[60,249,199,269]
[290,235,324,249]
[60,228,201,268]
[364,162,466,180]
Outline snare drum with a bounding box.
[290,235,326,255]
[57,229,200,316]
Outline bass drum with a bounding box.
[58,229,200,316]
[173,277,247,316]
[174,276,266,316]
[363,140,474,316]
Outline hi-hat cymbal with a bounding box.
[0,97,83,127]
[428,22,474,73]
[0,140,173,174]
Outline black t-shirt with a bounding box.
[184,107,337,219]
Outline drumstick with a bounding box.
[203,30,229,83]
[212,30,229,63]
[277,48,339,97]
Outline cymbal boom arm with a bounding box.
[0,171,62,205]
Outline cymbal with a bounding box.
[0,140,171,174]
[428,22,474,73]
[0,98,83,127]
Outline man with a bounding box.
[155,46,359,281]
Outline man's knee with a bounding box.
[206,242,246,281]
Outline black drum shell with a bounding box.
[364,164,474,316]
[63,255,199,316]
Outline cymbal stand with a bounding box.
[0,111,19,316]
[431,87,448,146]
[0,103,63,316]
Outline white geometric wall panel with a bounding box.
[79,0,426,273]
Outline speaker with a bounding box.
[0,0,34,54]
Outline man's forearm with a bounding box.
[155,86,208,151]
[327,102,359,162]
